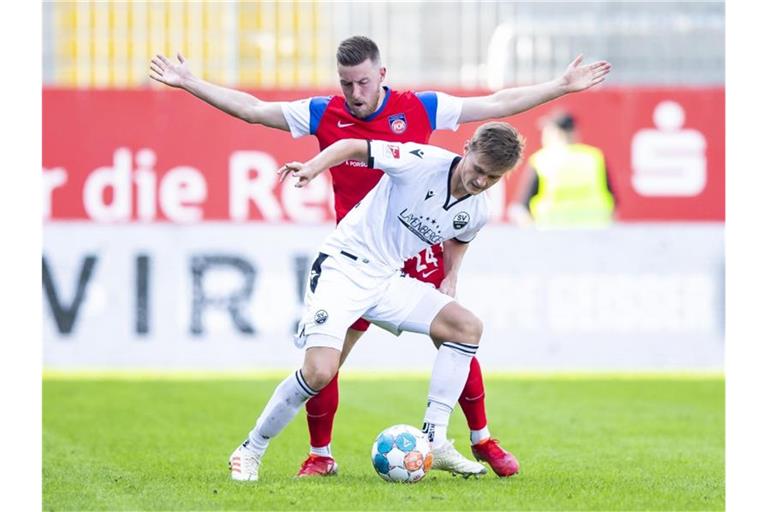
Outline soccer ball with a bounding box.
[371,424,432,483]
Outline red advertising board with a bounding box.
[43,87,723,223]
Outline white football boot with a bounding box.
[431,440,488,478]
[229,441,262,481]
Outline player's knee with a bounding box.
[302,348,340,391]
[458,311,483,345]
[302,362,337,391]
[468,315,484,344]
[432,303,483,345]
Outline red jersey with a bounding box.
[282,87,463,221]
[281,87,464,288]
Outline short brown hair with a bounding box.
[468,122,525,173]
[336,36,381,66]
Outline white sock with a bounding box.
[247,370,318,457]
[470,426,491,445]
[310,444,332,457]
[423,342,478,447]
[423,402,451,447]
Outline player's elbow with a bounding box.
[241,99,271,124]
[241,104,262,124]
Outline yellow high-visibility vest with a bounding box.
[529,143,615,228]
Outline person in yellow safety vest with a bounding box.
[515,112,615,228]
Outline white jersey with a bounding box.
[319,140,490,276]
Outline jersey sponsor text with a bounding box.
[398,208,443,245]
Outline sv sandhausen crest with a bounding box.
[453,211,470,229]
[314,310,328,324]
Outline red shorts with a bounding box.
[349,244,445,332]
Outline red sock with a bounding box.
[305,372,339,448]
[458,357,488,431]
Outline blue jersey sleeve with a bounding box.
[309,96,332,135]
[415,91,438,131]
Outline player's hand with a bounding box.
[559,55,612,92]
[438,274,458,298]
[149,52,192,88]
[278,161,318,188]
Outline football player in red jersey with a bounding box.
[150,36,610,478]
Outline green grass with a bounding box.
[43,374,724,511]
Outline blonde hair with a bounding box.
[468,122,525,173]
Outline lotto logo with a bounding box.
[386,144,400,159]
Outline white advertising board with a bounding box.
[43,223,723,371]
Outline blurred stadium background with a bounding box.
[43,1,724,88]
[42,1,724,373]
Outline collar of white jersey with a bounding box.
[443,156,472,210]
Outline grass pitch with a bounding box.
[43,373,723,510]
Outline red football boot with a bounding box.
[296,454,339,477]
[471,438,520,477]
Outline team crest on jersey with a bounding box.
[386,144,401,159]
[453,211,470,229]
[388,113,407,134]
[314,310,328,324]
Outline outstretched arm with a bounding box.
[278,139,369,188]
[149,53,289,130]
[458,55,612,123]
[439,239,471,298]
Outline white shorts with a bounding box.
[295,251,454,351]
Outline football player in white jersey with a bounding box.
[228,122,524,481]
